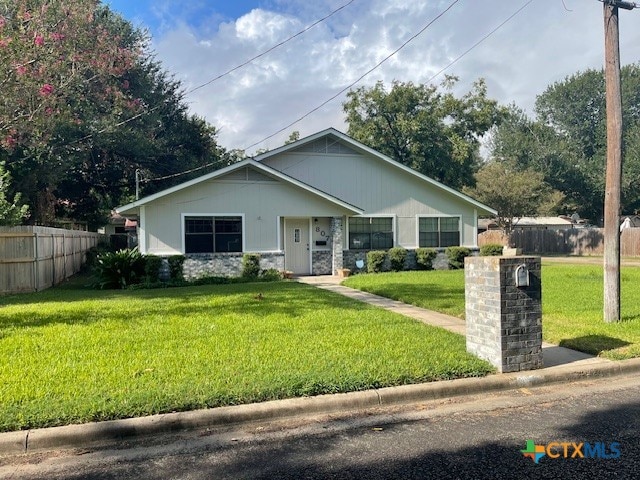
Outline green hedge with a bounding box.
[388,247,407,272]
[367,250,387,273]
[445,247,471,270]
[480,243,504,256]
[242,253,261,278]
[415,248,437,270]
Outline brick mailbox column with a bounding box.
[464,256,543,373]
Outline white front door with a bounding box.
[285,219,310,274]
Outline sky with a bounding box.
[104,0,640,155]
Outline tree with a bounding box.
[1,1,228,229]
[0,161,28,226]
[489,106,596,218]
[530,64,640,223]
[343,78,505,189]
[463,161,564,233]
[285,131,300,144]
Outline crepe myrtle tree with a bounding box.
[0,0,140,152]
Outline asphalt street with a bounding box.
[2,373,639,479]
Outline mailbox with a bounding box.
[515,264,530,288]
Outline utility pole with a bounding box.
[602,0,636,322]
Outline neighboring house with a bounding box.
[115,128,496,277]
[98,211,138,249]
[478,216,587,234]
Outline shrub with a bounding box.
[445,247,471,270]
[84,244,113,271]
[242,253,261,278]
[261,268,282,281]
[167,255,185,280]
[480,243,504,257]
[388,247,407,272]
[415,248,437,270]
[143,255,163,281]
[93,248,145,289]
[367,250,387,273]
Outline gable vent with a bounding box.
[293,137,359,155]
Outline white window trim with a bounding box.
[181,213,246,254]
[416,214,462,248]
[347,214,397,250]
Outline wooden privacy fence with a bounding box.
[478,228,640,257]
[0,226,103,295]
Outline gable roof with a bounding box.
[116,158,363,215]
[255,128,497,216]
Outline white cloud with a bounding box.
[152,0,640,154]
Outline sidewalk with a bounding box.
[296,275,606,370]
[3,276,640,455]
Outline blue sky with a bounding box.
[101,1,640,153]
[106,1,268,34]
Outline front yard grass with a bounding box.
[0,280,493,432]
[343,264,640,360]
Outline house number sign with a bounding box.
[315,226,331,242]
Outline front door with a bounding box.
[285,218,310,275]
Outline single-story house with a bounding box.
[478,216,589,234]
[115,128,496,278]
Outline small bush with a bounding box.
[93,248,145,289]
[143,255,163,281]
[445,247,471,270]
[367,250,387,273]
[415,248,437,270]
[84,244,113,271]
[480,243,504,257]
[388,247,407,272]
[242,253,261,278]
[167,255,185,280]
[261,268,282,281]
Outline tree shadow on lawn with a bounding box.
[559,335,632,356]
[0,282,374,331]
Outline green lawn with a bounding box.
[0,280,493,432]
[343,264,640,360]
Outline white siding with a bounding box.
[262,152,479,248]
[141,178,353,255]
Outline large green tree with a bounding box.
[491,64,640,224]
[1,0,227,229]
[463,161,564,233]
[343,78,506,189]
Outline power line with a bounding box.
[185,0,358,96]
[425,0,534,84]
[7,1,358,166]
[242,0,462,152]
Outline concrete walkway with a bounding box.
[296,275,608,370]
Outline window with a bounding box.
[349,217,393,250]
[185,216,242,253]
[419,217,460,248]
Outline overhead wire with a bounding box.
[241,0,461,152]
[425,0,534,84]
[185,0,358,95]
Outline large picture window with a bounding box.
[419,217,460,248]
[185,216,242,253]
[349,217,393,250]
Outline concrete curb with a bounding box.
[3,357,640,455]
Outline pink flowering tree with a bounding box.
[1,1,226,228]
[0,0,139,150]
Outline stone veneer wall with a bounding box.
[312,251,332,275]
[464,256,543,373]
[183,252,285,280]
